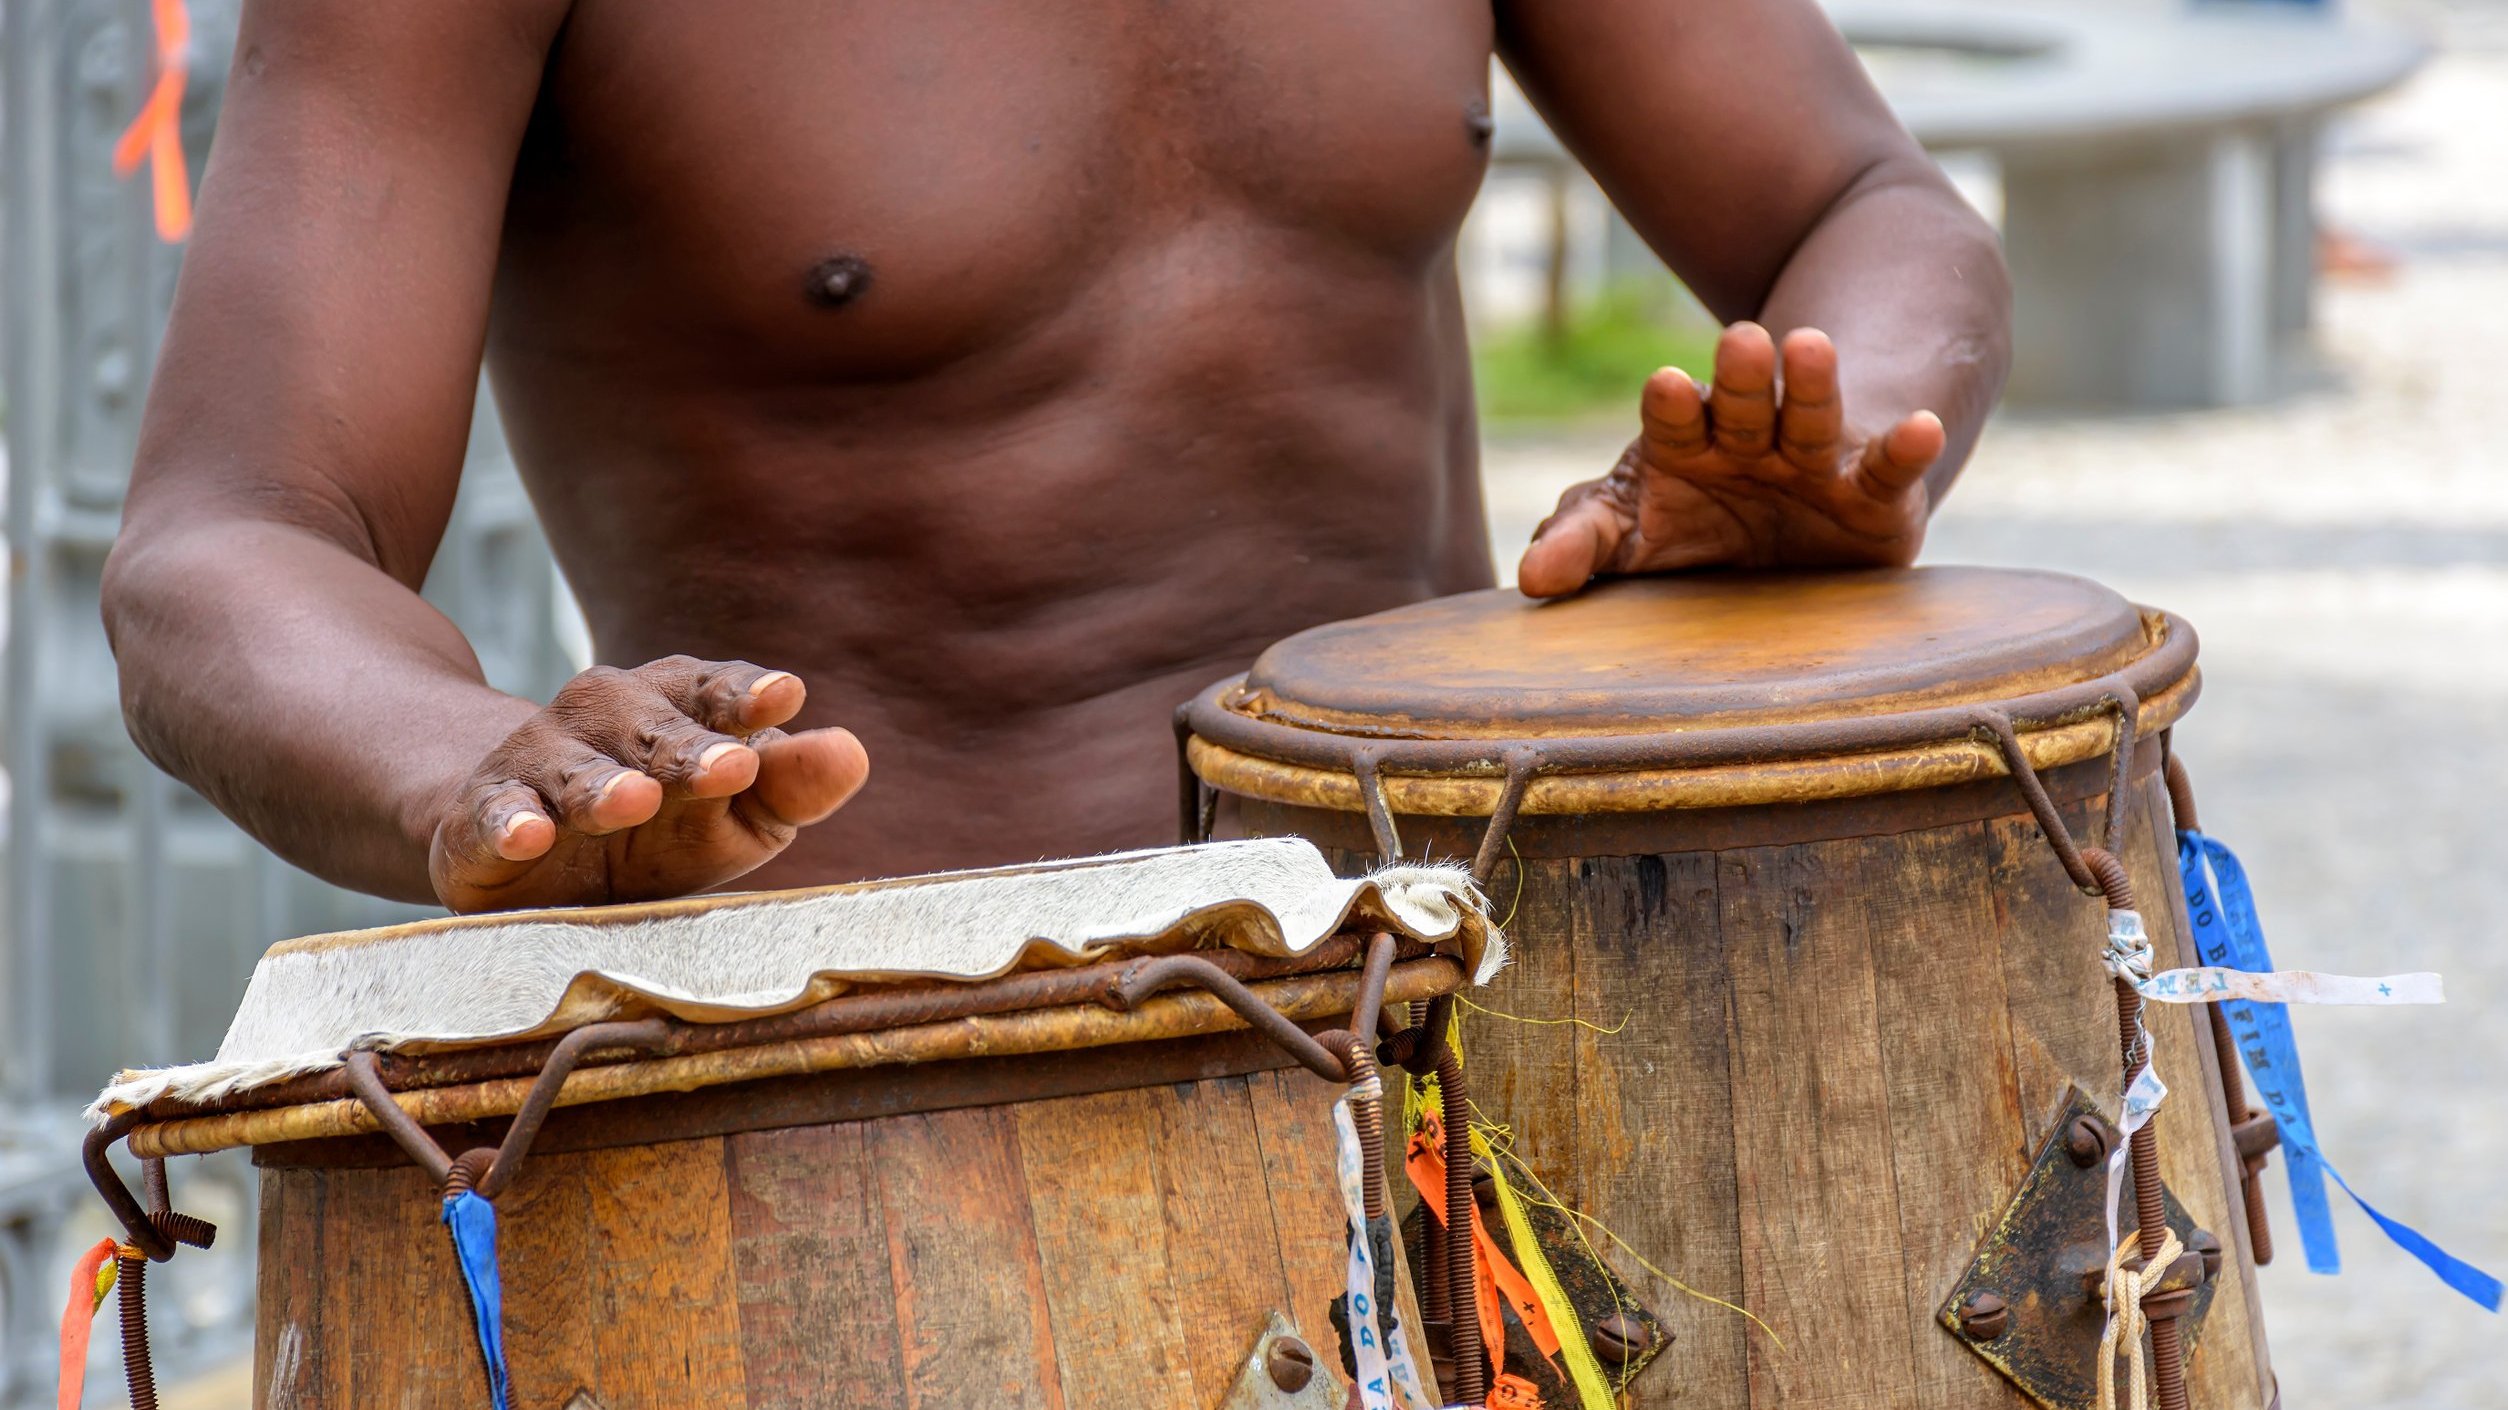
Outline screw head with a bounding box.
[2064,1114,2118,1168]
[1266,1336,1316,1392]
[1957,1291,2010,1341]
[2189,1228,2224,1281]
[1591,1311,1654,1363]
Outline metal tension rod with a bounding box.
[1977,694,2194,1410]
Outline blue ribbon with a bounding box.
[441,1191,514,1409]
[2178,830,2501,1311]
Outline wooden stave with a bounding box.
[1221,762,2273,1410]
[253,1067,1390,1408]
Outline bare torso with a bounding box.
[489,0,1499,880]
[110,0,2004,909]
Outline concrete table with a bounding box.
[1832,2,2425,408]
[1488,4,2424,409]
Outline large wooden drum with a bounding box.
[95,870,1479,1409]
[1182,568,2277,1410]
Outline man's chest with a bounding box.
[497,0,1497,376]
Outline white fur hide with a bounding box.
[91,838,1499,1119]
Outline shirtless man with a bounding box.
[103,0,2008,913]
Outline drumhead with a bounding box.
[1239,569,2144,736]
[1184,567,2198,815]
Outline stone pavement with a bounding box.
[1481,34,2508,1408]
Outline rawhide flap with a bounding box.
[91,838,1498,1118]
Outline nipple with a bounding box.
[1464,99,1494,149]
[805,255,874,309]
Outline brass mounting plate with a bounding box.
[1939,1087,2217,1410]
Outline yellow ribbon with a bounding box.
[1473,1129,1617,1409]
[1413,1010,1616,1410]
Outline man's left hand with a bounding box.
[1517,322,1946,598]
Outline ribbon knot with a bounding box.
[2101,909,2153,984]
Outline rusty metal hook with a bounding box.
[344,1017,671,1198]
[1352,749,1404,861]
[1973,700,2139,908]
[1113,954,1354,1081]
[82,1111,218,1263]
[1112,934,1399,1084]
[1470,749,1540,888]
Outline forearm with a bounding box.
[102,519,536,901]
[1756,158,2011,502]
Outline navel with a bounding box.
[804,255,875,310]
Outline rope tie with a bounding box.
[2096,1226,2183,1410]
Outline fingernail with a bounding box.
[595,772,631,802]
[499,812,545,841]
[698,741,742,772]
[748,671,795,697]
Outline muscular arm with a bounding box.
[105,2,564,900]
[104,1,863,908]
[1500,0,2011,589]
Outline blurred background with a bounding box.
[3,0,2499,1404]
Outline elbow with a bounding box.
[1971,251,2016,421]
[1872,149,2014,416]
[99,511,241,785]
[99,504,194,670]
[99,520,188,774]
[1949,211,2015,417]
[98,522,153,658]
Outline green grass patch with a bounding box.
[1473,293,1720,428]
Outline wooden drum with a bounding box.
[1182,568,2277,1410]
[94,863,1482,1409]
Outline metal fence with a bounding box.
[2,2,578,1400]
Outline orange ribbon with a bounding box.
[1487,1374,1546,1410]
[1404,1108,1563,1400]
[112,0,194,242]
[57,1238,121,1410]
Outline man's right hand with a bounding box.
[427,657,869,913]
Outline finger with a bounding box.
[1776,328,1843,470]
[636,714,760,800]
[1636,367,1709,458]
[523,729,663,836]
[547,665,760,799]
[432,782,557,887]
[636,657,807,736]
[739,726,871,830]
[1516,490,1630,599]
[1707,322,1778,459]
[1853,410,1946,498]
